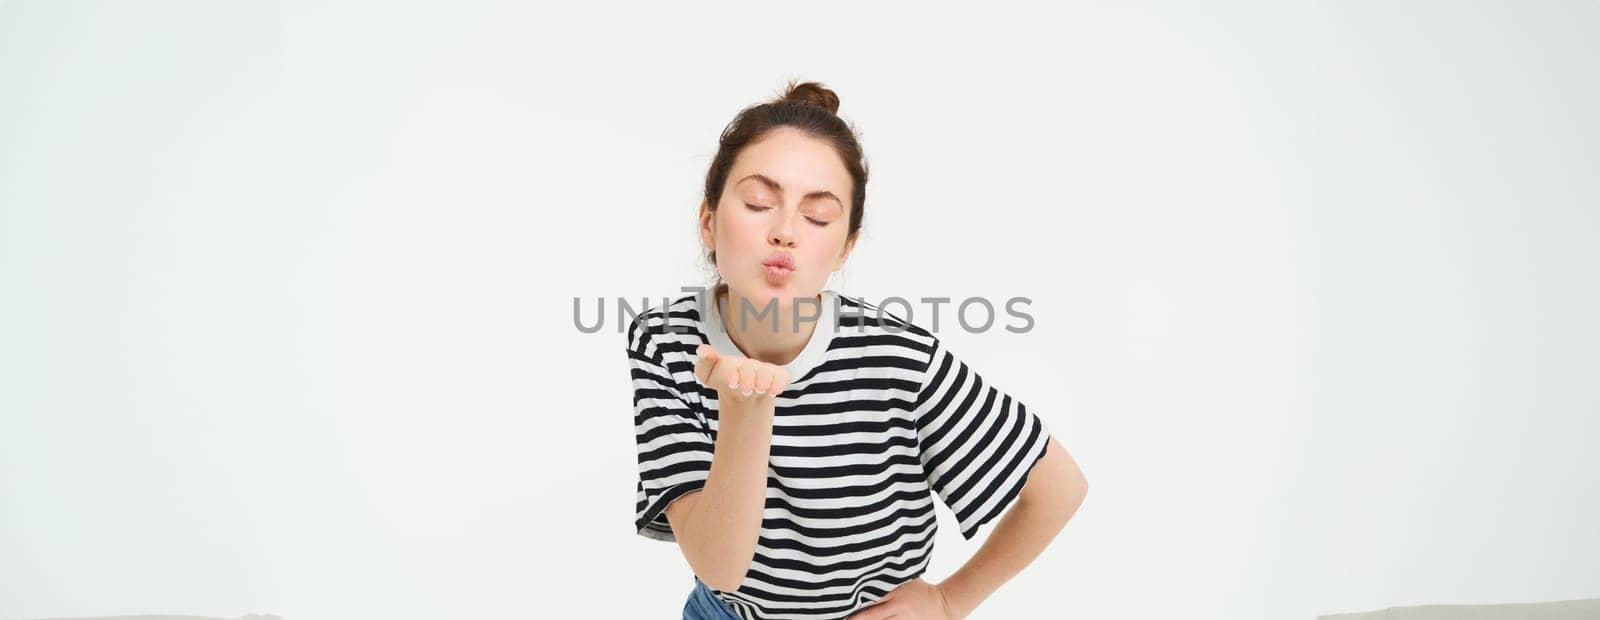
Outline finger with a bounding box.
[720,358,744,395]
[752,366,774,395]
[737,361,758,397]
[771,367,792,398]
[846,601,897,620]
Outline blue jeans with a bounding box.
[682,576,742,619]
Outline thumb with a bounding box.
[694,344,719,384]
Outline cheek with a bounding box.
[800,242,841,269]
[724,212,771,245]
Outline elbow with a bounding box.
[1024,437,1088,518]
[702,563,751,593]
[1060,457,1089,513]
[1057,439,1089,514]
[1037,470,1087,522]
[1069,474,1088,511]
[696,544,755,592]
[703,577,741,593]
[675,501,757,592]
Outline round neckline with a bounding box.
[699,287,837,384]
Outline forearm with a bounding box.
[678,398,775,590]
[932,435,1089,617]
[938,486,1085,617]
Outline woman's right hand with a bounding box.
[694,343,791,402]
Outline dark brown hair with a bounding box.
[702,79,869,297]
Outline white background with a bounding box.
[2,2,1596,619]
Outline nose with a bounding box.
[769,215,797,248]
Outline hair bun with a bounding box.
[778,80,841,115]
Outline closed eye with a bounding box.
[746,203,830,227]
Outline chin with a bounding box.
[738,280,816,307]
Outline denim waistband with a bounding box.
[682,576,742,620]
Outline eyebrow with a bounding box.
[736,174,843,208]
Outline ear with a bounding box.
[699,198,715,251]
[833,233,857,271]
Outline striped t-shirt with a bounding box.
[628,287,1052,620]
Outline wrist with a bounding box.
[713,397,776,437]
[935,580,975,619]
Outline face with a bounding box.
[700,126,857,313]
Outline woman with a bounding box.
[628,80,1089,620]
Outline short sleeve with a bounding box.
[628,314,715,542]
[911,336,1052,540]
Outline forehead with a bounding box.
[728,127,851,199]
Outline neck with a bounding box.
[717,285,823,366]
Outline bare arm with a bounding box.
[936,436,1089,618]
[664,396,774,591]
[665,344,790,592]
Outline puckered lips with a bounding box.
[761,251,796,270]
[761,251,795,285]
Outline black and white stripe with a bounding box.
[629,292,1052,620]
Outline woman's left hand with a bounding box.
[845,577,964,619]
